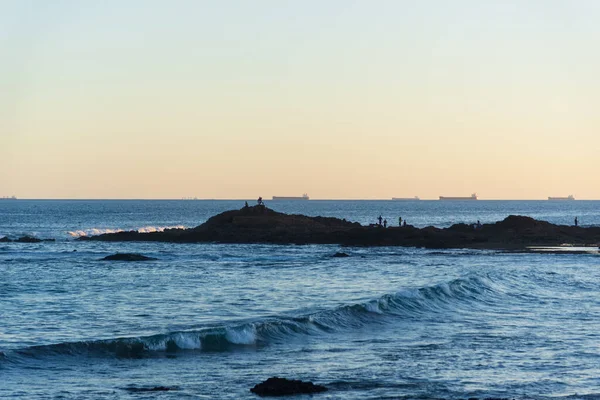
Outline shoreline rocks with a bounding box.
[250,377,327,396]
[0,236,55,243]
[79,205,600,251]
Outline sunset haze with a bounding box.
[2,0,598,199]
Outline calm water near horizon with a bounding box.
[1,200,600,399]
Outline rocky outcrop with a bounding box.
[16,236,43,243]
[80,205,360,245]
[0,236,55,243]
[80,205,600,251]
[250,377,327,396]
[101,253,157,261]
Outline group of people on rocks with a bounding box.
[377,215,407,228]
[374,216,582,229]
[250,198,583,229]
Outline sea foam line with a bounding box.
[68,225,186,237]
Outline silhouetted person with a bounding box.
[244,201,249,208]
[378,215,383,226]
[477,220,482,229]
[257,197,263,206]
[403,220,407,227]
[383,219,387,228]
[398,217,402,226]
[575,217,578,226]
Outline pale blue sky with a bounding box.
[1,1,599,199]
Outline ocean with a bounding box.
[1,200,600,399]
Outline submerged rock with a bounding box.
[3,236,56,243]
[101,253,157,261]
[332,252,350,257]
[124,385,176,392]
[250,377,327,396]
[15,236,42,243]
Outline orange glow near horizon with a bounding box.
[1,1,599,200]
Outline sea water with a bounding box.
[1,200,600,399]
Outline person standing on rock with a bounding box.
[574,217,578,226]
[399,216,402,226]
[383,219,387,228]
[378,215,383,226]
[257,197,263,206]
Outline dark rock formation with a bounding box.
[124,386,176,392]
[250,377,327,396]
[16,236,42,243]
[101,253,157,261]
[80,205,600,251]
[1,236,56,243]
[332,252,350,257]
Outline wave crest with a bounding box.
[67,225,186,237]
[6,275,498,360]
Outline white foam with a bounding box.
[225,325,257,345]
[145,339,167,351]
[172,333,202,350]
[68,225,186,237]
[365,300,383,314]
[437,283,452,296]
[137,225,186,233]
[144,333,202,351]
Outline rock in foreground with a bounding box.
[250,377,327,396]
[101,253,157,261]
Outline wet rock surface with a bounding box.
[101,253,157,261]
[1,236,55,243]
[16,236,43,243]
[250,377,327,396]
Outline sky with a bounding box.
[1,0,599,199]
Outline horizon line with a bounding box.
[3,198,598,201]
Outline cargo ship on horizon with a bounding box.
[272,193,310,201]
[392,196,420,201]
[439,193,477,201]
[548,195,575,201]
[0,196,17,200]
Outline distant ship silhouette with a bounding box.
[548,195,575,201]
[439,193,477,200]
[272,194,309,200]
[392,196,420,201]
[0,196,17,200]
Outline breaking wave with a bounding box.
[67,225,186,238]
[6,275,499,361]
